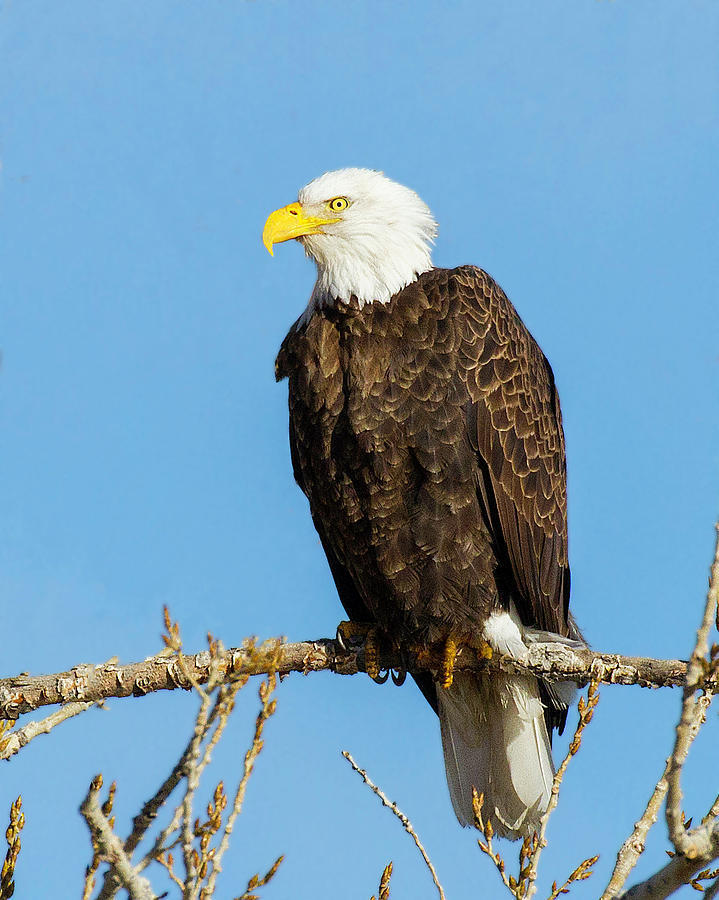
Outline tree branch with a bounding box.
[0,638,702,720]
[525,682,600,897]
[618,819,719,900]
[666,525,719,851]
[600,690,713,900]
[80,775,155,900]
[0,701,94,760]
[342,750,446,900]
[603,524,719,899]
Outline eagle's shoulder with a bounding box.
[274,314,306,382]
[439,265,560,404]
[275,307,344,421]
[410,265,500,326]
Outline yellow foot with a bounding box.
[336,621,384,682]
[336,620,375,650]
[440,637,458,689]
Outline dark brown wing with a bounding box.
[454,266,570,638]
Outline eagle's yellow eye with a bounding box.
[328,197,349,212]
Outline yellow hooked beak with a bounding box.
[262,202,340,256]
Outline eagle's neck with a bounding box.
[300,229,434,317]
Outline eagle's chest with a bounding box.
[279,291,498,636]
[291,320,410,488]
[290,314,475,541]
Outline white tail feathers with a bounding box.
[438,671,554,839]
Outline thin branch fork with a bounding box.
[0,639,700,720]
[80,775,155,900]
[666,527,719,854]
[343,750,446,900]
[618,819,719,900]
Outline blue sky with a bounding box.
[1,1,718,897]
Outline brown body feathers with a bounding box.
[276,266,573,833]
[277,266,569,645]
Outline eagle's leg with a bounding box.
[363,626,384,682]
[404,643,432,681]
[440,637,459,689]
[412,644,432,666]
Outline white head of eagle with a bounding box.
[263,168,437,310]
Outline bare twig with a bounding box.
[666,526,719,851]
[601,690,712,900]
[369,862,393,900]
[130,677,247,885]
[203,657,281,896]
[177,639,224,896]
[472,790,516,894]
[704,795,719,828]
[237,854,284,900]
[0,797,24,900]
[604,526,719,899]
[473,787,598,900]
[94,621,281,900]
[525,682,600,898]
[96,625,236,899]
[618,819,719,899]
[80,775,154,900]
[342,750,446,900]
[0,640,698,720]
[547,855,599,900]
[156,852,185,890]
[0,701,94,760]
[84,781,116,899]
[600,758,671,900]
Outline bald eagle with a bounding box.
[264,168,578,838]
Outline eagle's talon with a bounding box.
[336,622,389,683]
[336,620,374,651]
[391,667,407,686]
